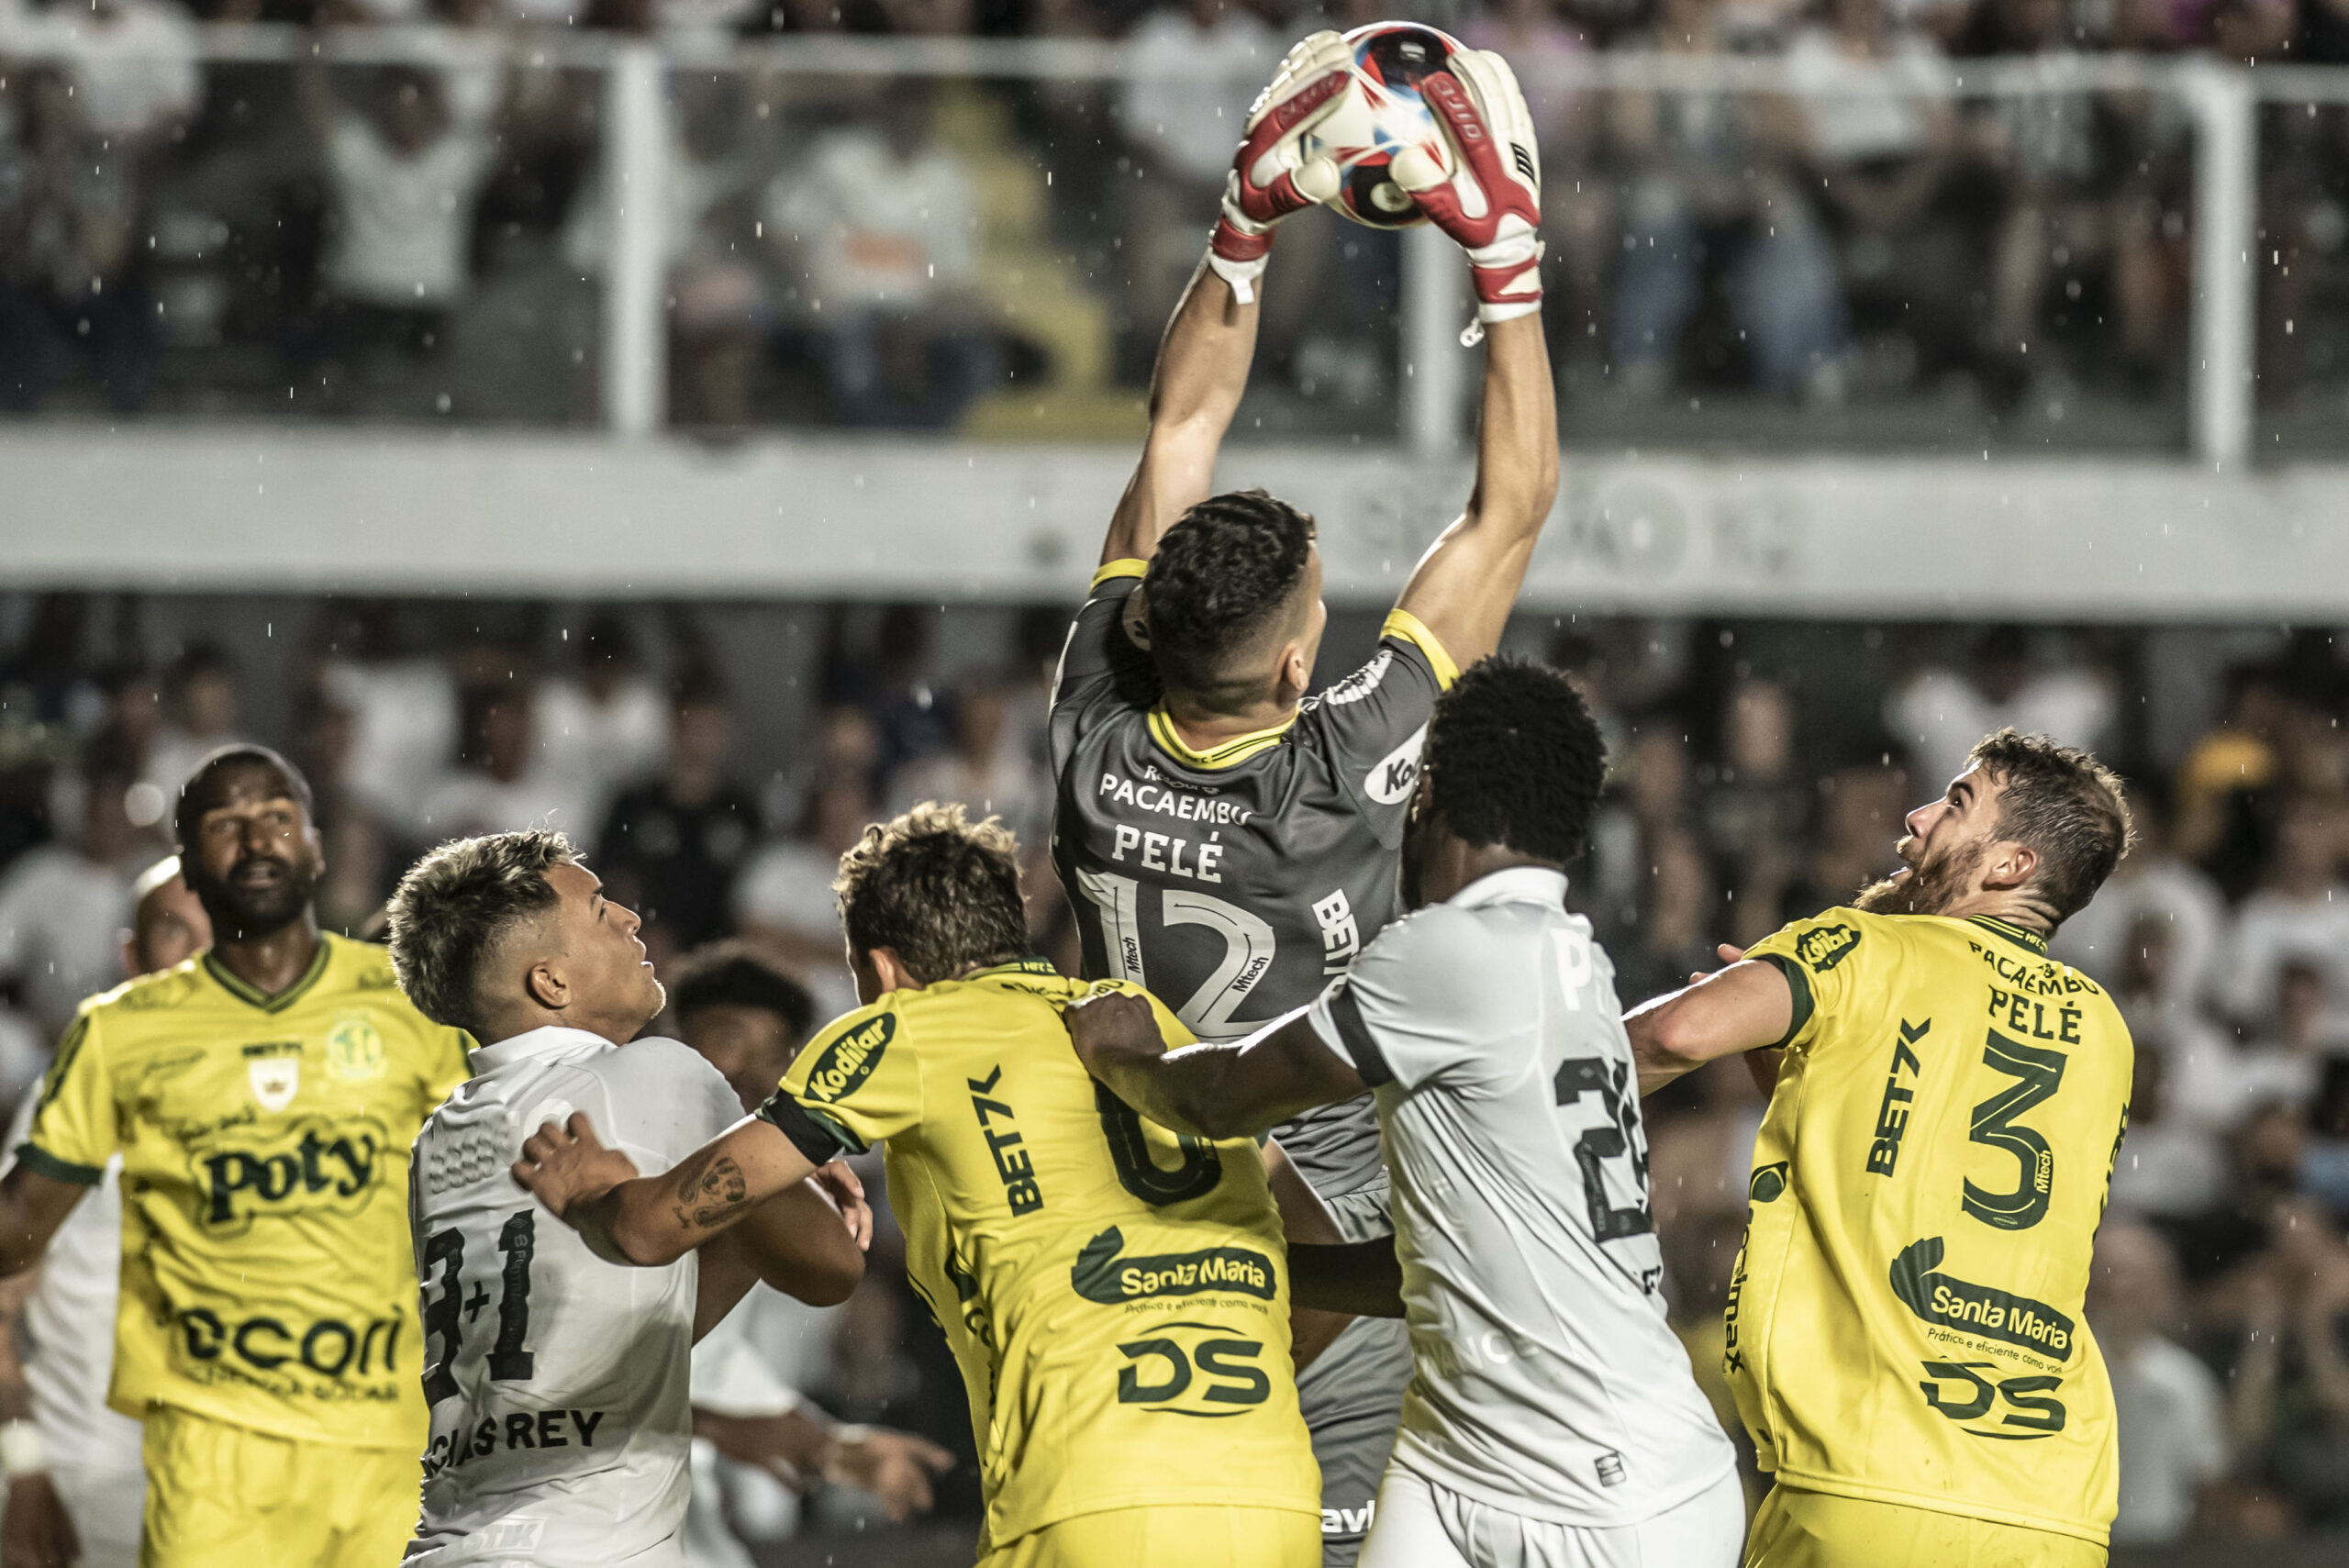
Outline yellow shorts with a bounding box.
[1744,1485,2108,1568]
[981,1506,1322,1568]
[141,1405,418,1568]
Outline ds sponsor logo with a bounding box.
[1114,1323,1271,1416]
[799,1015,893,1104]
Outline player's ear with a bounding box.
[868,946,921,996]
[1983,840,2039,894]
[523,958,567,1013]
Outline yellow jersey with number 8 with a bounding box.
[757,961,1320,1556]
[1730,909,2131,1546]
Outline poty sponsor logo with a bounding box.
[799,1015,894,1104]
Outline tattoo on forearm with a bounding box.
[670,1150,750,1232]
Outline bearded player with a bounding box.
[1049,36,1554,1562]
[0,747,473,1567]
[1628,730,2135,1567]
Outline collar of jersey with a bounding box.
[469,1024,617,1073]
[201,938,333,1014]
[1452,865,1569,910]
[1146,704,1295,771]
[963,958,1060,983]
[1967,915,2050,956]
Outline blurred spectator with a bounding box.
[2232,960,2347,1114]
[323,626,462,842]
[538,614,671,838]
[143,641,244,801]
[2176,661,2290,881]
[0,761,134,1037]
[2055,780,2225,1013]
[1698,678,1808,948]
[0,67,151,411]
[889,670,1049,847]
[2090,1220,2230,1545]
[1608,0,1847,399]
[417,672,602,849]
[295,687,393,936]
[736,706,884,1021]
[599,667,762,964]
[2112,913,2243,1135]
[2110,1032,2229,1217]
[34,0,200,150]
[2303,1061,2349,1218]
[1779,754,1911,918]
[767,83,998,429]
[299,61,499,405]
[1884,626,2114,790]
[2217,795,2349,1031]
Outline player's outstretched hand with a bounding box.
[1208,29,1352,304]
[1063,990,1170,1079]
[4,1471,78,1568]
[1687,943,1747,985]
[513,1111,640,1219]
[1391,49,1543,324]
[811,1159,874,1251]
[825,1425,957,1521]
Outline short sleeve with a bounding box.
[599,1039,748,1170]
[20,1009,116,1184]
[1306,907,1507,1094]
[760,1001,921,1164]
[1303,611,1457,841]
[1742,910,1874,1052]
[1047,562,1156,771]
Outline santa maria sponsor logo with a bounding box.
[798,1014,893,1104]
[1096,769,1252,826]
[1889,1236,2075,1360]
[190,1112,391,1233]
[1364,725,1425,805]
[1070,1225,1276,1304]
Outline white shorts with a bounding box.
[1359,1465,1746,1568]
[50,1461,145,1568]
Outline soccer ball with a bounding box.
[1299,23,1463,231]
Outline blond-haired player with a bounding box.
[0,747,473,1567]
[1629,729,2135,1567]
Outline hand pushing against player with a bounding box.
[1391,49,1544,325]
[514,1112,640,1224]
[1208,30,1351,305]
[1063,991,1171,1082]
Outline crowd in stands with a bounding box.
[0,591,2346,1549]
[5,0,2349,432]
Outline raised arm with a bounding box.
[0,1166,90,1279]
[1389,50,1559,669]
[516,1112,817,1270]
[1064,992,1364,1141]
[1623,960,1796,1097]
[1099,33,1352,567]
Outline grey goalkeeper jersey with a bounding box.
[407,1029,743,1567]
[1308,867,1737,1527]
[1048,561,1454,1204]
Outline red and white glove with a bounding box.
[1394,48,1543,326]
[1208,30,1351,306]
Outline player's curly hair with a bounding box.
[1424,657,1608,865]
[834,802,1030,986]
[1141,489,1317,712]
[385,829,578,1039]
[1964,728,2134,926]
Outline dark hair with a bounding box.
[1141,489,1316,710]
[834,802,1028,985]
[384,830,577,1037]
[669,942,815,1040]
[669,660,729,713]
[174,745,317,851]
[1424,657,1608,864]
[1965,728,2134,927]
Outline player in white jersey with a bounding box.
[1066,659,1742,1568]
[0,858,208,1568]
[386,831,868,1567]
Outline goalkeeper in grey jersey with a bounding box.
[1046,32,1557,1565]
[1065,661,1742,1568]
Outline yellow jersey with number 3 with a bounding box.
[756,961,1320,1556]
[20,932,473,1449]
[1729,909,2132,1546]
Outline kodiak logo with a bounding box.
[192,1114,391,1234]
[1071,1226,1276,1304]
[799,1015,894,1104]
[1796,924,1862,974]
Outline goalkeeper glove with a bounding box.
[1393,48,1544,328]
[1208,30,1351,306]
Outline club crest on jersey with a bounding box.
[1795,923,1862,974]
[799,1015,894,1104]
[247,1055,300,1113]
[1364,724,1427,806]
[326,1017,387,1081]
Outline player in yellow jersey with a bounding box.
[513,803,1322,1568]
[0,747,473,1568]
[1627,729,2134,1568]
